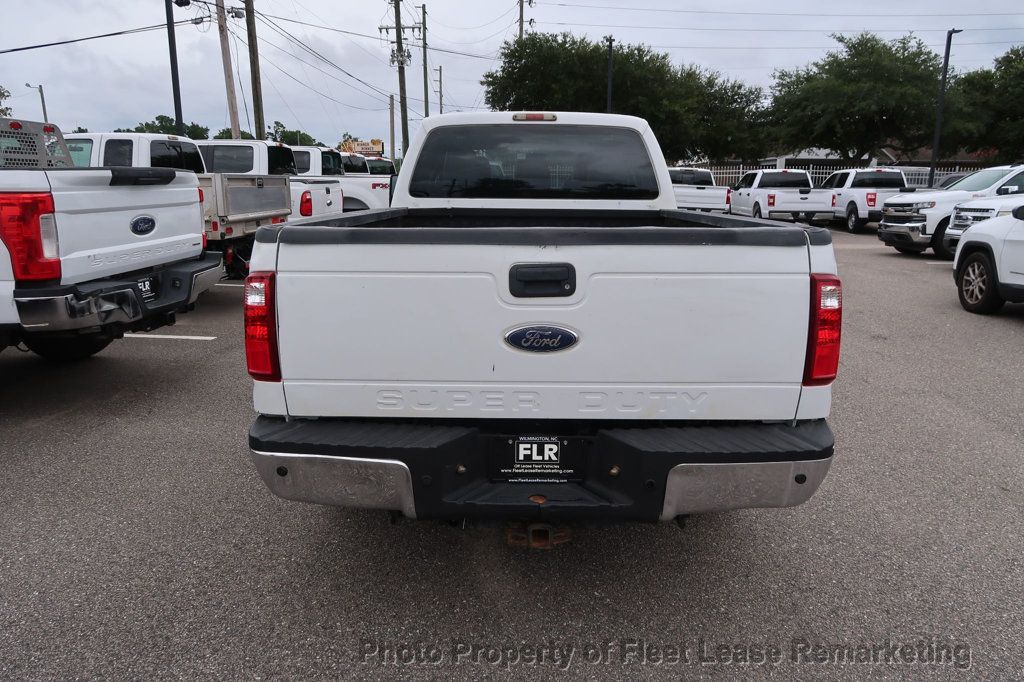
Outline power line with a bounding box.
[543,2,1024,18]
[0,19,204,55]
[646,40,1021,50]
[538,21,1024,34]
[430,3,518,31]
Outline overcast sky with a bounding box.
[2,0,1021,155]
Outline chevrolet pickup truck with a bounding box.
[65,132,292,278]
[243,112,841,539]
[879,165,1024,259]
[668,167,730,212]
[820,168,907,233]
[1,119,220,360]
[729,169,832,222]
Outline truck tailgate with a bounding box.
[271,227,813,421]
[771,190,832,213]
[673,185,728,210]
[47,169,203,284]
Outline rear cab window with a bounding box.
[669,169,714,186]
[293,150,311,174]
[102,139,133,166]
[321,150,343,175]
[758,171,811,189]
[268,145,297,175]
[200,145,254,173]
[851,171,906,189]
[408,124,659,200]
[341,154,369,174]
[66,138,94,167]
[150,140,205,173]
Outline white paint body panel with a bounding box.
[273,242,815,420]
[731,170,832,217]
[828,169,907,219]
[954,215,1024,287]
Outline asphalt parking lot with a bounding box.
[2,227,1022,678]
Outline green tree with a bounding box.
[266,120,320,146]
[0,85,11,117]
[769,34,941,162]
[949,47,1024,163]
[482,33,767,162]
[213,128,255,139]
[115,114,210,140]
[71,126,89,133]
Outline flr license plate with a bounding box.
[137,276,157,303]
[491,436,584,483]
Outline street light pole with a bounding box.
[164,0,185,135]
[928,28,962,188]
[25,83,48,122]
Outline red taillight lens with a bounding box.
[42,124,55,133]
[0,192,61,282]
[767,193,776,208]
[244,272,281,382]
[804,274,842,386]
[198,188,204,204]
[211,220,219,232]
[726,187,731,206]
[831,193,836,208]
[866,192,876,208]
[299,190,313,217]
[9,121,22,130]
[271,216,286,224]
[202,232,208,250]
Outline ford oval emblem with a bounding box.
[504,325,578,353]
[130,215,156,236]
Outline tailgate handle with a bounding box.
[108,167,177,186]
[509,263,576,298]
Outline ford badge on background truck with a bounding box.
[1,119,221,360]
[243,112,841,540]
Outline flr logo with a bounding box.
[516,442,559,463]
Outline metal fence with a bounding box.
[692,162,971,188]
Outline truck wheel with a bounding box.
[956,251,1005,314]
[752,204,762,219]
[931,219,954,260]
[23,334,113,361]
[845,204,865,233]
[894,246,921,255]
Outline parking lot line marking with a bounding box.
[216,283,244,287]
[124,333,217,341]
[924,261,951,265]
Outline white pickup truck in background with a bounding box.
[820,168,907,233]
[944,194,1024,255]
[668,167,730,211]
[1,119,221,360]
[65,132,292,278]
[729,169,833,221]
[879,165,1024,258]
[332,152,392,211]
[242,111,841,542]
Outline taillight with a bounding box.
[726,187,731,206]
[211,220,219,232]
[767,193,776,208]
[0,192,61,282]
[198,188,204,204]
[512,113,557,121]
[299,190,313,217]
[866,192,876,208]
[831,193,836,208]
[202,232,208,250]
[804,274,842,386]
[271,217,286,224]
[244,272,281,382]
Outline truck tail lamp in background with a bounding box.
[726,187,731,207]
[831,193,836,208]
[299,190,313,217]
[767,194,776,208]
[0,192,61,282]
[866,192,877,208]
[244,272,281,382]
[803,274,842,386]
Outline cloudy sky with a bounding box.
[2,0,1021,154]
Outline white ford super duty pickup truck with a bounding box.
[953,204,1024,314]
[668,167,730,212]
[820,168,907,233]
[1,119,221,360]
[729,169,833,222]
[243,112,841,537]
[66,132,292,278]
[335,152,392,211]
[879,165,1024,259]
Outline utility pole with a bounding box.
[164,0,185,134]
[928,28,963,188]
[243,0,265,140]
[389,94,396,159]
[215,0,240,138]
[420,4,429,117]
[435,65,443,114]
[380,0,411,156]
[519,0,524,39]
[605,35,614,114]
[24,83,48,122]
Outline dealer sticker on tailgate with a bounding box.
[495,436,581,483]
